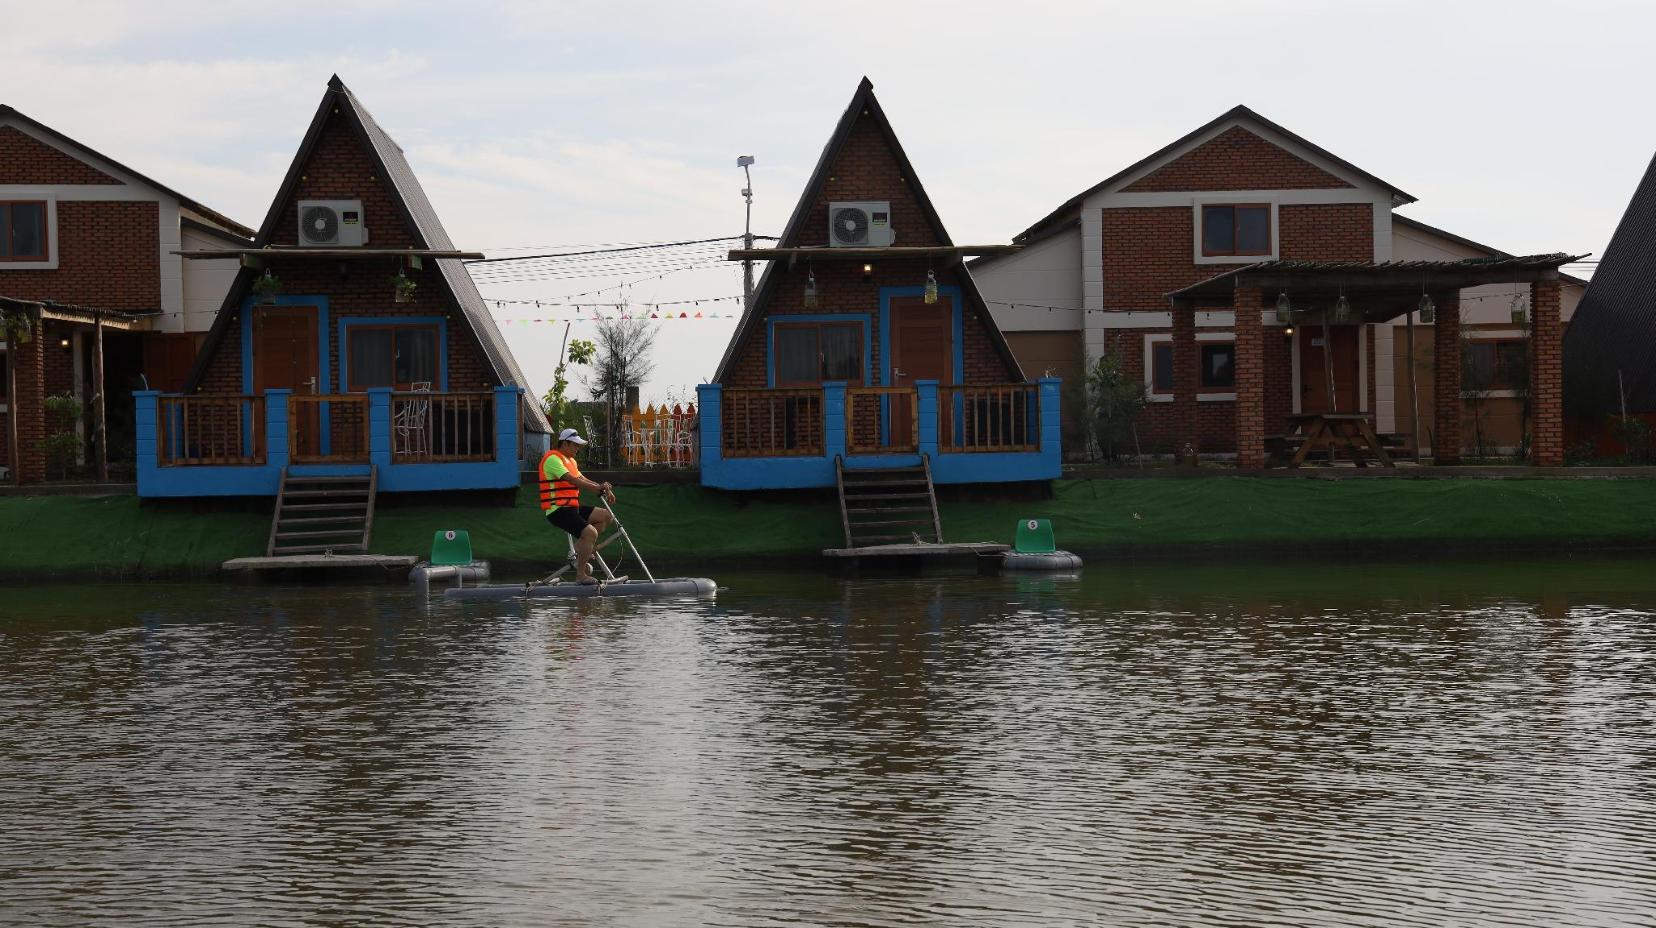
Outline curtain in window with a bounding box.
[395,328,438,386]
[349,329,394,388]
[820,326,862,382]
[774,327,817,385]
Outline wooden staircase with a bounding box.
[266,468,377,556]
[835,455,943,548]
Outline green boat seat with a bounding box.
[1014,518,1056,554]
[430,529,474,566]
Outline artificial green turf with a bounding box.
[3,477,1655,580]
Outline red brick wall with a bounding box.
[0,127,121,185]
[723,110,1019,388]
[0,201,160,309]
[1102,203,1374,309]
[1123,127,1354,192]
[196,107,491,395]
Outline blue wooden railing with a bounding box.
[135,386,523,498]
[697,378,1061,491]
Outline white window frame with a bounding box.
[1193,196,1278,265]
[1144,332,1237,402]
[0,192,60,270]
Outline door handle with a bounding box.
[892,368,906,381]
[305,376,318,393]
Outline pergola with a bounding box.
[1164,254,1584,468]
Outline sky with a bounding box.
[6,0,1653,403]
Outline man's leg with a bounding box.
[574,522,599,581]
[589,507,613,536]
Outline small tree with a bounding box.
[540,322,597,432]
[41,392,83,480]
[1084,345,1147,461]
[1461,330,1495,461]
[586,312,658,460]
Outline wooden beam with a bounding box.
[176,248,486,260]
[726,245,1022,262]
[34,306,146,331]
[1234,267,1562,291]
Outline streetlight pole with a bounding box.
[738,155,755,308]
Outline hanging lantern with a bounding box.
[1274,290,1293,325]
[803,269,818,308]
[1332,293,1353,324]
[1510,294,1527,326]
[1418,293,1435,324]
[924,269,939,305]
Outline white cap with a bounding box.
[558,427,589,446]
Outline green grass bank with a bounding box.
[3,477,1656,581]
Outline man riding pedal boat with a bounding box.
[540,427,616,584]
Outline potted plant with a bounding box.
[392,272,417,304]
[251,269,282,305]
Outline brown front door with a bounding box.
[889,296,954,447]
[1300,325,1360,414]
[252,306,320,453]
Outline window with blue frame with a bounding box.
[773,321,863,385]
[347,324,440,390]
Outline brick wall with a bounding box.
[723,109,1019,389]
[0,127,121,185]
[0,201,160,309]
[196,107,492,396]
[1530,281,1563,465]
[1123,127,1354,192]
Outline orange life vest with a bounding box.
[538,449,582,511]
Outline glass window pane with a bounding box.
[1152,343,1174,392]
[0,205,9,257]
[819,325,862,383]
[1201,344,1235,388]
[395,328,438,386]
[1202,206,1234,254]
[10,203,45,258]
[349,329,393,389]
[1236,206,1270,254]
[774,326,818,384]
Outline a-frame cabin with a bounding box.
[135,75,549,498]
[698,78,1060,491]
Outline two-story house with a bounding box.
[0,104,252,484]
[973,106,1585,460]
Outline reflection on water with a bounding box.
[2,558,1654,926]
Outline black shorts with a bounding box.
[547,505,595,538]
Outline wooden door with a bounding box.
[889,296,953,447]
[252,306,320,453]
[1299,325,1360,414]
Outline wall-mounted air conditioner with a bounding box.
[297,199,369,247]
[828,201,895,247]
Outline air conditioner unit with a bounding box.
[297,199,369,247]
[828,201,895,247]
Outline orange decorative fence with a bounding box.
[391,391,497,463]
[158,395,265,466]
[845,386,918,454]
[721,388,823,457]
[940,384,1040,452]
[289,394,370,464]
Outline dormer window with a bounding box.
[1201,203,1271,257]
[0,202,48,261]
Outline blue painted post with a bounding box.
[266,389,291,470]
[823,381,847,463]
[368,388,392,472]
[134,391,160,496]
[1038,377,1062,472]
[494,386,521,479]
[696,384,723,483]
[917,380,939,461]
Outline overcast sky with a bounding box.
[6,0,1652,402]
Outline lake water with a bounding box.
[2,558,1654,927]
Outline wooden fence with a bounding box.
[721,388,824,457]
[289,394,370,464]
[845,386,918,454]
[940,384,1039,452]
[158,395,264,466]
[390,391,497,463]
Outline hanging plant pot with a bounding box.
[1274,291,1293,325]
[392,272,417,304]
[1418,293,1436,324]
[251,270,282,305]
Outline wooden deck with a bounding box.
[222,553,419,577]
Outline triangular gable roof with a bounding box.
[1564,149,1656,414]
[185,76,551,433]
[1014,104,1417,244]
[0,104,254,239]
[712,77,1023,382]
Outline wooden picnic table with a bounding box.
[1277,412,1395,468]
